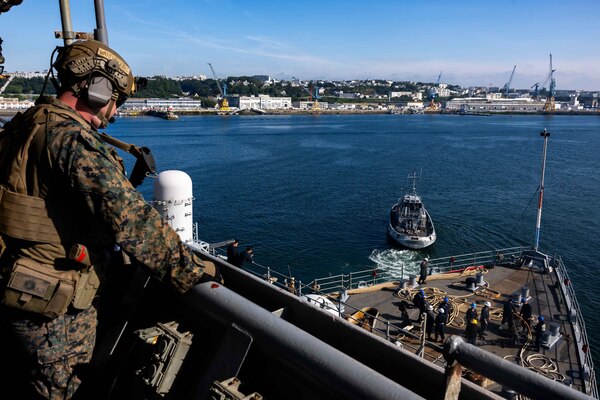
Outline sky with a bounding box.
[1,1,599,91]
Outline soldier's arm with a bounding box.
[53,124,205,293]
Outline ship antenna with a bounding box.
[534,129,550,251]
[408,170,419,195]
[58,0,109,45]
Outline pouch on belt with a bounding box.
[2,258,78,318]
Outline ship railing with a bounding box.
[553,254,598,398]
[424,246,526,278]
[249,267,445,365]
[207,246,443,360]
[339,300,447,366]
[303,246,528,291]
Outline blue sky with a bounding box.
[2,1,599,90]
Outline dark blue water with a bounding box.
[107,113,600,356]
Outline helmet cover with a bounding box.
[54,40,135,99]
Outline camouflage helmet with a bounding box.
[54,39,135,99]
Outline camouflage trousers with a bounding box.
[0,305,97,399]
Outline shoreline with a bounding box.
[2,109,599,118]
[120,109,600,117]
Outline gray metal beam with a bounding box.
[444,336,593,400]
[183,282,424,400]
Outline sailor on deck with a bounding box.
[418,257,429,285]
[520,298,533,332]
[434,308,447,342]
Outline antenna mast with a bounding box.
[58,0,109,45]
[534,129,550,250]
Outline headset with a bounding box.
[86,75,115,109]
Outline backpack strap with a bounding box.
[99,132,156,188]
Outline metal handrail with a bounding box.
[553,254,598,398]
[303,246,528,292]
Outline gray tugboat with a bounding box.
[388,171,437,249]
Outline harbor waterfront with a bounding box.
[107,113,600,374]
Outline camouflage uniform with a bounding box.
[0,97,207,399]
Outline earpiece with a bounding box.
[86,75,114,108]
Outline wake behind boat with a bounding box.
[388,171,436,249]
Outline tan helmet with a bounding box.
[54,39,135,100]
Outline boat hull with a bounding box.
[387,223,436,249]
[388,201,436,249]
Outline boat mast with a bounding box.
[534,129,550,251]
[408,169,421,196]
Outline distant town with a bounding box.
[1,70,599,116]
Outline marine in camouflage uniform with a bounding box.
[0,40,217,399]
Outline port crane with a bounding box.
[0,73,15,95]
[207,63,230,111]
[427,71,442,109]
[292,76,320,110]
[0,36,14,91]
[542,53,556,112]
[502,65,516,97]
[0,35,7,79]
[530,82,540,99]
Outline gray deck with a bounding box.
[343,263,585,394]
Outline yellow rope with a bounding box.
[501,315,564,384]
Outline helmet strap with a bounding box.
[94,94,118,129]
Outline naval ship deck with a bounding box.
[210,243,597,398]
[344,262,582,392]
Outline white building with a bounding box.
[8,71,48,78]
[121,98,203,111]
[295,101,329,110]
[227,94,292,110]
[0,97,35,110]
[390,91,413,98]
[445,97,546,113]
[438,87,451,98]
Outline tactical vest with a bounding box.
[0,98,119,317]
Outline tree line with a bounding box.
[1,75,454,104]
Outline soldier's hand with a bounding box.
[198,259,224,284]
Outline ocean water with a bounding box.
[107,113,600,359]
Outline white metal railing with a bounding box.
[305,246,527,293]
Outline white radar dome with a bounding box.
[153,170,194,243]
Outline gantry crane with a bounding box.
[427,71,442,109]
[502,65,516,97]
[207,63,230,111]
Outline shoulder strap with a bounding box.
[99,132,156,188]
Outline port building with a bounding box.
[0,97,34,110]
[227,94,292,110]
[121,98,203,111]
[445,97,547,113]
